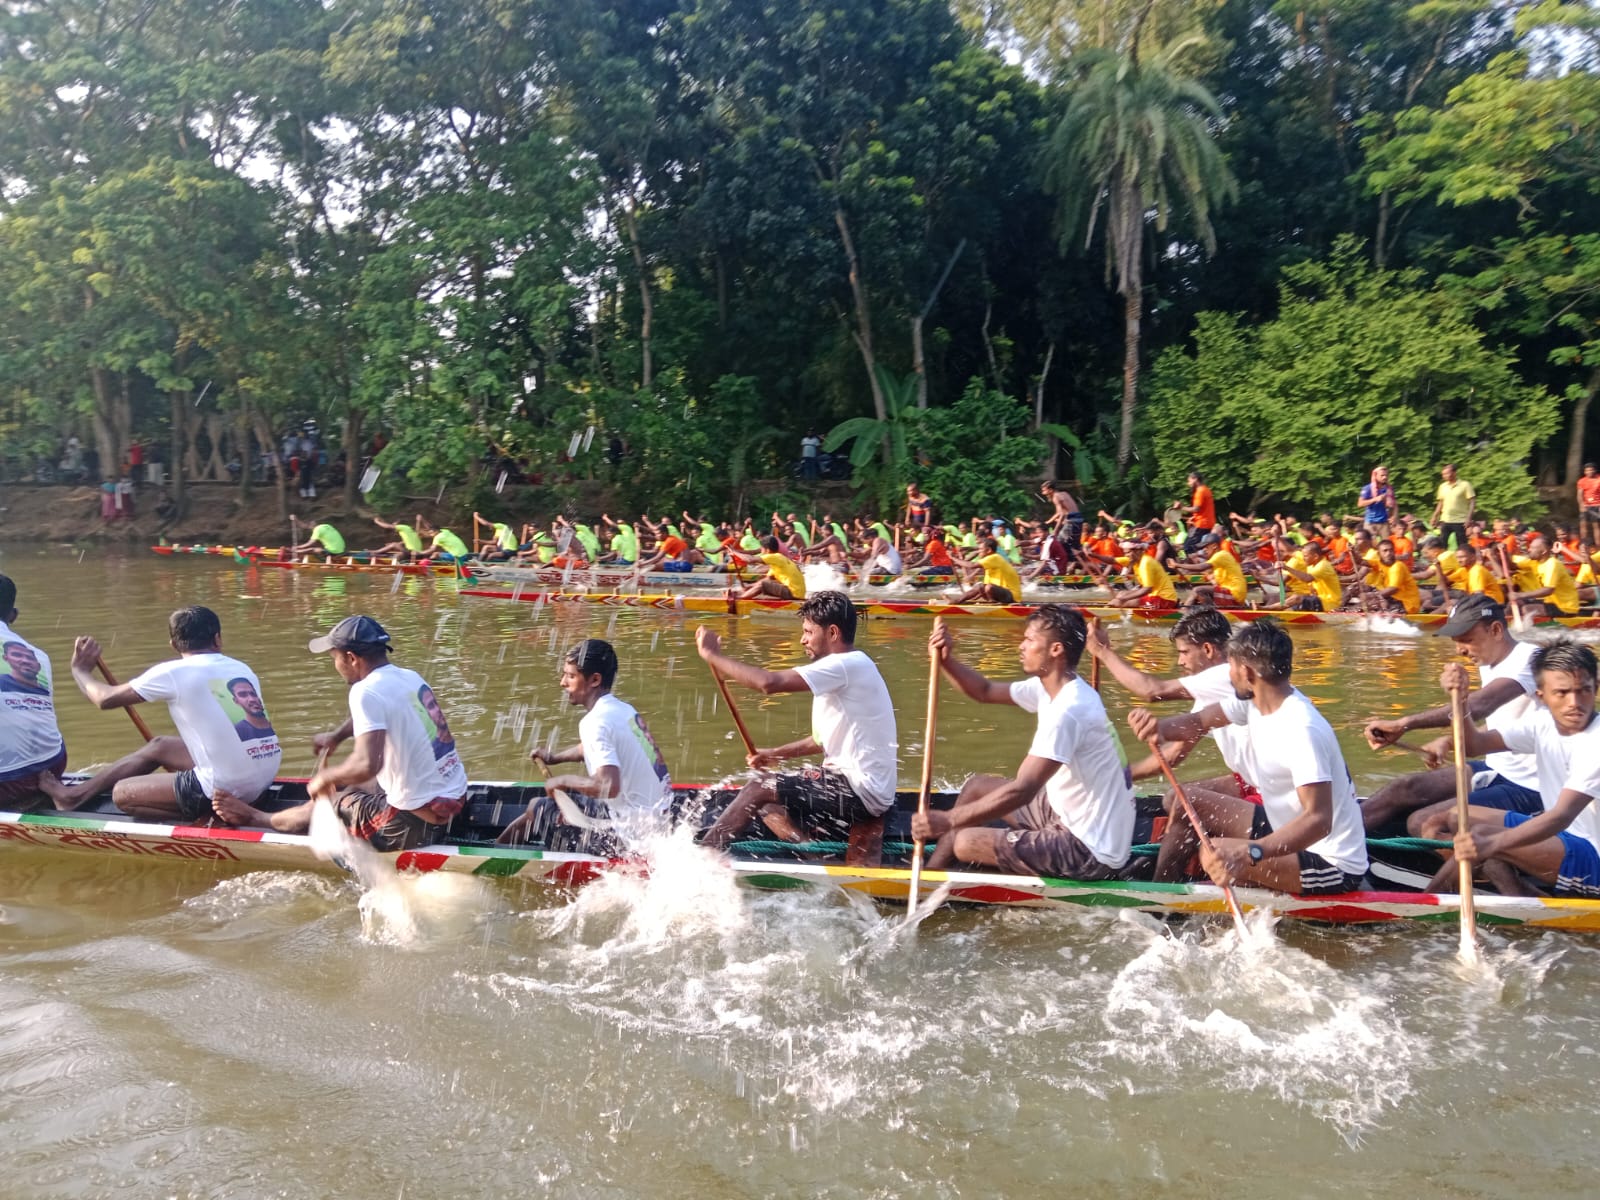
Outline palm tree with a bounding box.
[1042,35,1237,470]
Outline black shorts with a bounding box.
[993,824,1126,881]
[1063,514,1084,551]
[173,769,212,822]
[773,768,883,839]
[1584,507,1600,522]
[1438,523,1468,549]
[988,586,1015,605]
[1250,806,1364,895]
[1287,594,1324,612]
[335,788,443,853]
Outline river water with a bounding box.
[2,550,1597,1198]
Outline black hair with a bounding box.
[226,676,255,697]
[798,590,857,644]
[1532,639,1598,688]
[1422,536,1444,550]
[980,537,998,555]
[565,639,618,689]
[762,534,780,553]
[1227,619,1293,684]
[169,606,222,652]
[0,574,15,614]
[1027,604,1087,669]
[1172,607,1231,651]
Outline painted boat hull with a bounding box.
[8,780,1600,930]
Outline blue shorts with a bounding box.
[661,560,692,573]
[1504,812,1600,897]
[1469,774,1543,815]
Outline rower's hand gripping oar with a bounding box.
[1145,731,1249,934]
[905,620,943,924]
[1447,671,1480,963]
[95,656,156,743]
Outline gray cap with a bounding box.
[1434,594,1504,639]
[308,614,392,654]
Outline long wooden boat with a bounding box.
[151,545,464,577]
[6,778,1599,930]
[455,588,1600,629]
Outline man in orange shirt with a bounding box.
[1182,471,1216,534]
[1578,462,1600,545]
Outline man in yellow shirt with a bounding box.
[1510,536,1580,616]
[1372,539,1422,613]
[733,536,806,600]
[951,537,1023,605]
[1111,548,1179,611]
[1277,541,1343,612]
[1177,535,1248,608]
[1414,536,1467,611]
[1431,463,1476,549]
[1458,544,1506,604]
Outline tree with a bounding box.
[1041,34,1237,470]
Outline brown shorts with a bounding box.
[336,788,454,852]
[992,824,1126,881]
[0,747,68,805]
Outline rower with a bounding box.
[733,535,806,601]
[416,518,472,563]
[693,591,897,850]
[1039,481,1086,568]
[1439,640,1600,897]
[1107,529,1179,611]
[497,639,672,849]
[1361,595,1540,832]
[1510,536,1580,618]
[949,536,1022,605]
[40,606,282,823]
[290,521,346,561]
[911,607,1135,878]
[372,514,425,561]
[1371,538,1422,614]
[473,512,520,561]
[1178,532,1248,608]
[904,528,956,581]
[861,529,903,579]
[0,575,69,809]
[213,616,468,850]
[1456,543,1506,603]
[1129,619,1369,895]
[1272,540,1343,612]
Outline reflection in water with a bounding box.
[4,552,1600,1197]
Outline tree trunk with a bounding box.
[236,403,252,502]
[169,391,186,506]
[341,408,364,512]
[1118,269,1142,470]
[618,194,653,391]
[1565,364,1600,486]
[89,366,119,482]
[252,412,289,521]
[833,200,886,425]
[911,315,928,410]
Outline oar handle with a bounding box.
[1147,734,1248,930]
[710,665,759,758]
[1449,682,1479,956]
[95,656,156,743]
[906,631,942,923]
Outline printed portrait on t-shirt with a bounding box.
[211,676,276,742]
[629,713,670,782]
[0,640,51,696]
[416,684,456,760]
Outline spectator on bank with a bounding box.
[1432,463,1476,550]
[1358,465,1394,535]
[800,429,822,480]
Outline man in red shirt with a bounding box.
[1579,463,1600,545]
[1183,472,1216,534]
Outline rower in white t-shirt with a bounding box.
[215,615,468,852]
[913,607,1135,878]
[498,639,673,851]
[695,591,899,851]
[1440,640,1600,898]
[1131,618,1369,895]
[42,605,281,822]
[0,575,69,808]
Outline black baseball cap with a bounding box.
[308,614,393,653]
[1435,594,1504,639]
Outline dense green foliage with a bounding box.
[0,0,1594,521]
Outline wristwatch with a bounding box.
[1247,842,1264,864]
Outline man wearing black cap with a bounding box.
[693,590,897,850]
[498,638,672,849]
[1360,594,1541,832]
[213,615,468,850]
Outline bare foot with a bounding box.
[37,770,72,806]
[210,788,261,827]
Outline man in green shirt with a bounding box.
[291,522,346,560]
[372,515,425,561]
[417,518,471,561]
[1432,463,1476,550]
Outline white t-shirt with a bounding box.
[1477,639,1540,789]
[131,653,281,800]
[1180,663,1250,779]
[872,545,904,575]
[1010,676,1136,868]
[0,620,65,777]
[348,663,468,810]
[1217,690,1368,876]
[794,649,898,813]
[579,692,672,817]
[801,436,821,459]
[1496,709,1600,851]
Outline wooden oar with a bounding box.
[905,626,942,924]
[1497,545,1529,632]
[1146,736,1249,933]
[1448,678,1480,962]
[95,656,155,743]
[709,663,759,759]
